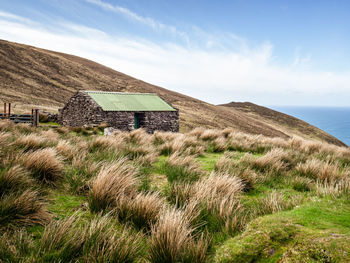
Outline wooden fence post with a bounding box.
[34,109,40,127]
[8,103,11,118]
[4,103,6,118]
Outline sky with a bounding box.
[0,0,350,106]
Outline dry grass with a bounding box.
[56,139,77,160]
[252,148,293,172]
[257,191,302,215]
[296,158,344,182]
[0,165,34,194]
[89,135,124,152]
[0,132,11,145]
[149,207,208,263]
[0,190,51,228]
[40,129,60,142]
[159,134,204,156]
[117,191,166,229]
[315,178,350,198]
[169,172,244,232]
[40,213,143,262]
[88,159,139,212]
[13,134,46,151]
[199,129,222,141]
[22,148,64,183]
[0,229,34,262]
[163,152,203,182]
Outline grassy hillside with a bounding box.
[0,39,345,146]
[1,121,350,262]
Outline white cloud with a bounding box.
[85,0,188,41]
[0,10,350,106]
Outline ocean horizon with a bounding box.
[269,106,350,146]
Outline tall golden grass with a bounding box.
[89,159,139,212]
[149,207,208,263]
[22,148,64,183]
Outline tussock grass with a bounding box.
[40,129,60,142]
[162,152,202,182]
[1,124,350,262]
[0,165,34,194]
[0,229,33,262]
[257,191,302,215]
[89,135,124,152]
[117,191,165,229]
[149,207,208,263]
[199,129,222,141]
[13,134,46,151]
[22,148,64,183]
[0,190,51,228]
[0,132,11,145]
[40,213,143,262]
[315,178,350,198]
[252,148,293,172]
[89,159,139,212]
[56,139,77,160]
[0,120,15,132]
[296,158,344,182]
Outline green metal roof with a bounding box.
[85,91,176,112]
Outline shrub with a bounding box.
[88,159,139,212]
[0,190,51,228]
[22,148,64,183]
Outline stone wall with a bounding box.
[144,111,179,133]
[59,91,179,132]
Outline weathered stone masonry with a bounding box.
[59,91,179,132]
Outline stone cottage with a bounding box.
[59,91,179,132]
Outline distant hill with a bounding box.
[0,39,345,146]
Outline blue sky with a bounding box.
[0,0,350,106]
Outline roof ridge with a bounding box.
[83,90,157,95]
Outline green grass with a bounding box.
[214,198,350,263]
[197,153,223,171]
[48,190,87,219]
[3,125,350,262]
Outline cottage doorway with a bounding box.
[134,113,145,129]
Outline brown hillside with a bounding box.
[0,39,345,146]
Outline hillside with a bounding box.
[0,39,345,146]
[220,102,345,146]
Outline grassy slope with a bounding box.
[1,123,350,262]
[0,39,345,146]
[220,102,345,146]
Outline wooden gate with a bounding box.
[0,103,40,126]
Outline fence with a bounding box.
[0,103,39,126]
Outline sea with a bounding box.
[269,106,350,147]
